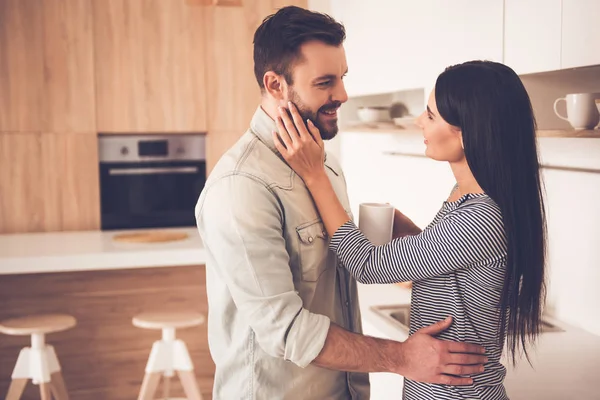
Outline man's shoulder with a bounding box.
[208,133,292,189]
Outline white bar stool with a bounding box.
[133,311,205,400]
[0,314,76,400]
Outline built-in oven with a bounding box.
[98,134,206,230]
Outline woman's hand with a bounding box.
[273,102,327,186]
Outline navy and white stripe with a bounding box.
[330,193,510,400]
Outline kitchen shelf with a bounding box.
[536,129,600,138]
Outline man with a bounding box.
[196,6,487,399]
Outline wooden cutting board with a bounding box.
[112,231,189,243]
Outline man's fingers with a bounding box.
[446,352,488,366]
[275,116,293,149]
[441,364,484,376]
[415,316,452,335]
[288,102,311,141]
[278,107,299,144]
[446,341,486,355]
[435,375,474,386]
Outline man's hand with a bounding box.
[392,209,422,239]
[397,317,487,385]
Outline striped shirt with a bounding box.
[330,193,510,400]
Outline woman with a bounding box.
[273,60,546,399]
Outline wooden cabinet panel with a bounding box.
[93,0,208,132]
[204,0,306,168]
[0,0,96,132]
[0,0,45,132]
[0,265,214,400]
[42,0,96,132]
[0,132,100,234]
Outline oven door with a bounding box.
[100,161,206,230]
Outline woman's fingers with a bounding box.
[287,102,312,142]
[278,107,300,144]
[275,115,293,150]
[307,119,323,147]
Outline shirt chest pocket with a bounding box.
[295,220,329,282]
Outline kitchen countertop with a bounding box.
[357,283,600,400]
[1,228,599,398]
[0,227,205,274]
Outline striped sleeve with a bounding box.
[329,202,507,284]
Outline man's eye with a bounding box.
[317,81,331,86]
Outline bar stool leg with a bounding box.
[5,378,28,400]
[137,335,169,400]
[39,383,52,400]
[173,339,203,400]
[46,345,69,400]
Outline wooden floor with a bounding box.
[0,265,215,399]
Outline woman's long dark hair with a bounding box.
[435,60,547,365]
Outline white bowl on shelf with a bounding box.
[357,107,391,123]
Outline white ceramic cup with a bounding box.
[358,203,394,246]
[553,93,600,130]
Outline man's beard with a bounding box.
[287,88,340,140]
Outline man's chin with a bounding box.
[316,120,339,141]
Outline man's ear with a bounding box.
[263,71,286,100]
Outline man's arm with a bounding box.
[197,174,331,367]
[198,174,486,383]
[313,318,487,386]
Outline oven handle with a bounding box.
[108,166,198,175]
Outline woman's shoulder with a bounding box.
[451,194,504,224]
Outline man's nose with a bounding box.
[333,81,348,104]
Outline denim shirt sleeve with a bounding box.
[196,174,330,368]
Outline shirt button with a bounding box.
[308,236,313,243]
[322,230,327,237]
[345,301,349,307]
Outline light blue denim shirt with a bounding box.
[195,107,370,399]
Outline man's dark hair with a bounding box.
[253,6,346,91]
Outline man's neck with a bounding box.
[260,98,282,124]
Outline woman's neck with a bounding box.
[450,159,484,196]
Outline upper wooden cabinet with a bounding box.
[0,0,95,133]
[203,0,306,137]
[93,0,208,133]
[561,0,600,69]
[504,0,562,75]
[0,132,100,234]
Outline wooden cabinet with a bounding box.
[0,265,213,400]
[204,0,307,170]
[0,0,95,133]
[0,132,100,234]
[504,0,562,75]
[93,0,208,132]
[561,0,600,69]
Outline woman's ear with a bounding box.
[263,71,286,101]
[457,130,464,150]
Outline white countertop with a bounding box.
[357,283,600,400]
[0,227,205,274]
[2,227,598,398]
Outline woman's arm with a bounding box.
[274,103,506,284]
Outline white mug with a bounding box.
[553,93,600,130]
[358,203,394,246]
